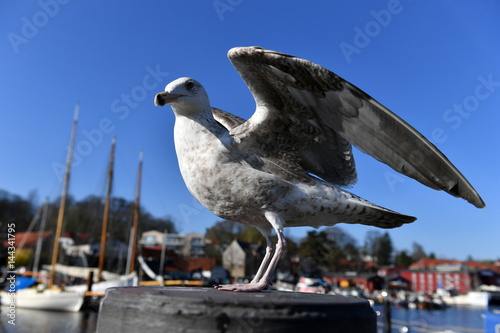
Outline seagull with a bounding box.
[154,47,484,292]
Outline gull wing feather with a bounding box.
[227,46,485,208]
[212,107,245,130]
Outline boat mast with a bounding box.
[49,103,79,289]
[33,197,49,275]
[98,136,116,281]
[124,225,134,275]
[18,205,43,250]
[158,229,167,284]
[129,150,143,274]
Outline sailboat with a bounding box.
[1,104,85,312]
[0,197,49,290]
[2,105,143,311]
[37,140,142,299]
[63,140,139,296]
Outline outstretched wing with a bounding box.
[227,46,485,208]
[212,107,245,130]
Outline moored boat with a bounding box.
[1,287,84,312]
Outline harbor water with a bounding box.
[373,304,485,332]
[0,308,98,333]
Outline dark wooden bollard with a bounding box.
[97,287,376,333]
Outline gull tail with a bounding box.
[344,196,417,229]
[316,189,418,229]
[290,183,417,229]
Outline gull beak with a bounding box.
[154,92,184,106]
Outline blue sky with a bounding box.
[1,1,498,260]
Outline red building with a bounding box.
[400,270,471,293]
[400,258,500,293]
[324,274,384,293]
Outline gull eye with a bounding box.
[185,81,195,91]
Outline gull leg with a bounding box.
[217,213,285,292]
[257,212,286,287]
[216,226,274,291]
[250,227,274,284]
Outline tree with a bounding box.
[0,189,36,234]
[205,220,277,247]
[0,189,178,270]
[411,242,427,262]
[324,227,360,270]
[238,225,267,244]
[395,250,413,267]
[363,230,382,262]
[376,232,393,266]
[298,230,344,273]
[362,230,394,265]
[324,227,358,251]
[58,195,177,245]
[205,220,243,245]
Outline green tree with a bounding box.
[411,242,427,262]
[298,230,342,273]
[205,220,243,245]
[0,189,36,234]
[325,227,360,270]
[363,230,382,262]
[238,225,267,244]
[59,195,177,245]
[0,189,178,270]
[377,232,393,265]
[395,250,413,267]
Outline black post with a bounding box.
[383,294,391,333]
[86,271,94,294]
[98,287,377,333]
[383,275,391,333]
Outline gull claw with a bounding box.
[215,281,269,292]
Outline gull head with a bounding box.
[154,77,210,116]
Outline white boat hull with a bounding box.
[1,289,84,312]
[65,272,137,294]
[442,291,490,307]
